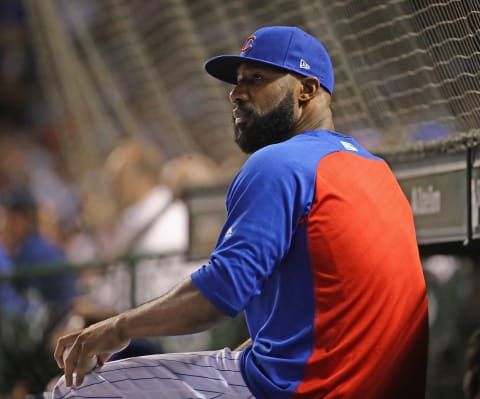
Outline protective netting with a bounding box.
[24,0,480,171]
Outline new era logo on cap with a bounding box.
[299,59,310,70]
[204,26,335,95]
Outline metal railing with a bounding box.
[0,251,186,308]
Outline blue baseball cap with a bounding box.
[205,26,334,94]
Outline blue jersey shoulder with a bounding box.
[240,129,380,177]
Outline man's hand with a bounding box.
[54,316,130,387]
[53,277,227,387]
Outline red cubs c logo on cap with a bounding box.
[241,35,256,52]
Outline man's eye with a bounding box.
[252,74,263,82]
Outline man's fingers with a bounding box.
[97,353,111,367]
[54,333,79,369]
[61,334,101,387]
[74,360,86,387]
[74,354,98,387]
[53,318,126,387]
[63,341,82,387]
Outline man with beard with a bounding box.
[52,26,428,399]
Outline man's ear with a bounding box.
[299,77,320,104]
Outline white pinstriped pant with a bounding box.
[52,348,255,399]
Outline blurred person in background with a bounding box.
[72,138,217,353]
[0,204,67,399]
[63,170,118,266]
[95,136,190,311]
[0,240,23,315]
[105,137,189,262]
[160,152,222,264]
[161,152,220,199]
[0,241,47,399]
[107,141,222,354]
[0,186,78,398]
[0,134,81,398]
[0,135,31,194]
[464,329,480,399]
[2,185,77,314]
[0,133,81,250]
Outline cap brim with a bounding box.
[204,55,244,84]
[205,55,302,85]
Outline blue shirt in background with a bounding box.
[0,244,24,314]
[12,232,77,308]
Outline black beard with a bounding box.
[233,91,296,154]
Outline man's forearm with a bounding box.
[55,276,229,387]
[115,277,227,341]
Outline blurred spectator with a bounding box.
[464,328,480,399]
[106,137,189,260]
[0,134,31,193]
[161,152,226,261]
[0,186,78,397]
[422,254,480,399]
[161,152,220,199]
[102,137,190,310]
[0,241,23,314]
[0,241,35,399]
[0,133,81,249]
[76,139,223,352]
[64,169,118,265]
[0,234,57,399]
[2,185,77,313]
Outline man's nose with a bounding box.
[229,84,248,104]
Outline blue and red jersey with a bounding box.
[191,129,428,399]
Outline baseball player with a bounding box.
[52,26,428,399]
